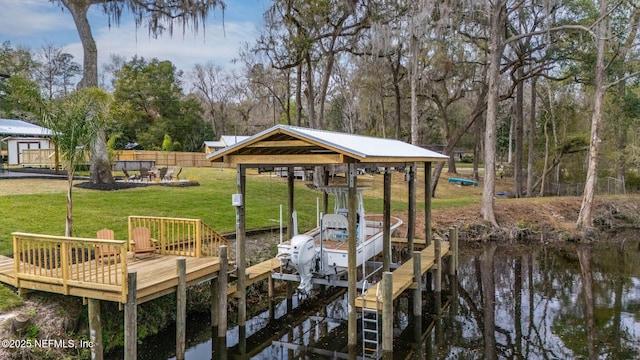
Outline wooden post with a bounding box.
[449,226,456,276]
[435,231,442,293]
[176,257,186,360]
[287,166,295,238]
[425,162,432,247]
[382,271,393,353]
[211,276,219,330]
[268,275,275,321]
[236,165,247,335]
[383,168,391,272]
[413,251,422,317]
[452,226,459,274]
[124,271,137,360]
[323,167,329,215]
[407,164,416,259]
[286,281,294,313]
[217,246,228,351]
[347,163,357,349]
[87,298,103,360]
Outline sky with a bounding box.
[0,0,270,75]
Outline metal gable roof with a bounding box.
[207,125,448,164]
[0,119,53,137]
[288,126,448,159]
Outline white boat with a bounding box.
[276,186,403,293]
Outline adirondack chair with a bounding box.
[95,228,120,263]
[131,227,158,259]
[139,168,151,182]
[122,169,137,182]
[163,167,175,181]
[158,167,168,181]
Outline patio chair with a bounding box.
[148,166,159,181]
[158,167,168,181]
[95,228,120,263]
[131,227,158,259]
[122,169,137,182]
[139,168,151,182]
[164,167,175,181]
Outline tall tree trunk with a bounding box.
[577,0,608,233]
[410,33,419,145]
[390,51,402,140]
[514,67,524,198]
[296,64,303,126]
[304,52,317,128]
[526,77,537,196]
[482,0,506,227]
[64,0,114,185]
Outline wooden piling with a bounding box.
[413,251,422,317]
[347,163,357,348]
[87,298,103,360]
[124,271,137,360]
[218,246,228,339]
[407,164,416,258]
[435,231,442,293]
[268,275,275,321]
[425,162,432,247]
[382,271,393,353]
[383,168,391,272]
[451,226,459,275]
[176,257,186,360]
[211,276,219,329]
[237,165,247,339]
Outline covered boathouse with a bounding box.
[206,124,451,356]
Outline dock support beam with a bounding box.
[413,251,422,317]
[347,163,357,349]
[124,271,137,360]
[176,258,186,360]
[217,245,228,359]
[88,298,103,360]
[383,168,391,272]
[407,163,416,259]
[449,226,459,276]
[382,271,393,354]
[435,232,442,293]
[236,164,247,354]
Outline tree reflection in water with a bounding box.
[128,232,640,359]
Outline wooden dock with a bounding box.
[355,241,450,310]
[227,258,282,296]
[0,253,221,304]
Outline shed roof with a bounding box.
[220,135,250,146]
[0,119,52,137]
[207,125,448,165]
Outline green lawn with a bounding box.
[0,166,486,256]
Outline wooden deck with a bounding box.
[355,241,450,310]
[0,253,221,304]
[227,258,282,296]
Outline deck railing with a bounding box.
[12,232,128,303]
[127,216,230,259]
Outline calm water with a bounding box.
[114,232,640,359]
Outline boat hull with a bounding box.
[277,215,403,275]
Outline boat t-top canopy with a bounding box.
[206,125,448,165]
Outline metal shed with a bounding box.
[0,119,53,165]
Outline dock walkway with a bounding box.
[355,241,450,310]
[0,254,220,304]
